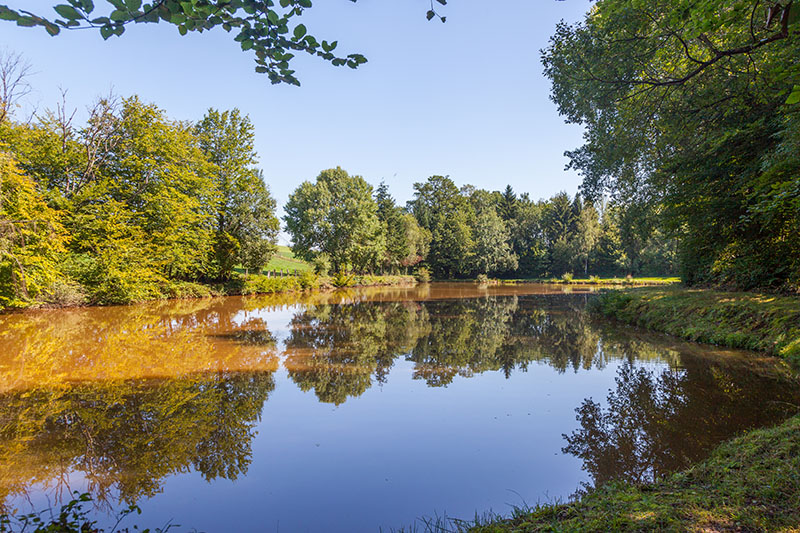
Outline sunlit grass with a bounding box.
[463,415,800,532]
[589,286,800,367]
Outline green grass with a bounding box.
[491,277,680,286]
[589,287,800,366]
[265,245,313,273]
[467,414,800,532]
[538,276,681,286]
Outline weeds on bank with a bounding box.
[590,287,800,366]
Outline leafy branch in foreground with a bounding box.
[0,0,370,85]
[0,0,449,85]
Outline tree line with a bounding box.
[0,63,280,306]
[0,53,676,309]
[284,170,677,280]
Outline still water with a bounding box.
[0,283,797,531]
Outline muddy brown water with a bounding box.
[0,283,797,531]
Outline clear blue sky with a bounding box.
[2,0,590,237]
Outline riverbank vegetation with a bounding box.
[0,54,678,311]
[283,172,678,282]
[542,0,800,293]
[0,87,283,308]
[589,287,800,367]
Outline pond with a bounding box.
[0,283,797,532]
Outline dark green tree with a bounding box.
[542,0,800,290]
[408,175,474,278]
[195,108,279,278]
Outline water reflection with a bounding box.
[564,355,798,488]
[0,372,274,504]
[0,283,797,527]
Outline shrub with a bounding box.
[562,272,574,283]
[298,271,320,289]
[415,267,431,283]
[589,275,601,284]
[162,280,214,299]
[39,279,87,307]
[477,273,490,285]
[331,271,355,288]
[242,274,299,295]
[312,253,331,276]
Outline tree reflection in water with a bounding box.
[0,372,275,506]
[563,358,799,488]
[0,286,797,515]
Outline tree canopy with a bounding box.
[542,0,800,291]
[284,167,385,273]
[0,72,281,306]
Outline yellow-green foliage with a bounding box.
[67,200,164,305]
[351,274,415,287]
[473,415,800,532]
[0,150,67,309]
[590,287,800,366]
[297,270,320,289]
[242,275,300,295]
[161,280,216,299]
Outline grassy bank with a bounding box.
[536,276,680,286]
[468,414,800,532]
[589,287,800,366]
[32,273,418,310]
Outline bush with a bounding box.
[242,274,299,295]
[312,253,331,276]
[162,280,214,299]
[415,267,431,283]
[63,252,163,305]
[477,273,490,285]
[562,272,574,283]
[330,271,355,288]
[589,275,601,284]
[297,271,320,289]
[39,279,87,307]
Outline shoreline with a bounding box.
[588,286,800,365]
[8,274,419,313]
[462,286,800,532]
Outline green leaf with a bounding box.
[54,4,82,19]
[786,86,800,105]
[293,23,306,39]
[125,0,142,12]
[44,21,61,35]
[0,7,20,21]
[788,3,800,26]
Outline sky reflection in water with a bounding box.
[0,283,797,532]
